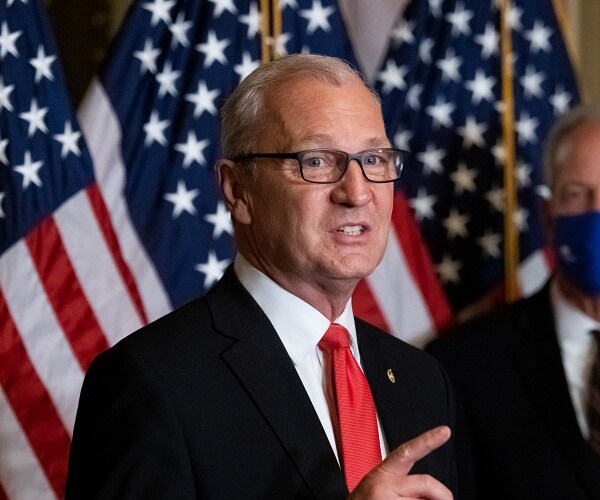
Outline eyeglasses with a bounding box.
[232,148,407,184]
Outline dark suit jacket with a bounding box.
[66,267,456,499]
[427,282,600,500]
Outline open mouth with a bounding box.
[338,225,365,235]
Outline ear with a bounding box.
[218,159,253,225]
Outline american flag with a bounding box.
[80,0,356,314]
[0,0,109,498]
[374,0,580,315]
[0,0,427,498]
[80,0,450,350]
[6,0,566,496]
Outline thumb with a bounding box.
[381,425,451,477]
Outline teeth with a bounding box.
[339,225,363,235]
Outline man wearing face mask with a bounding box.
[426,103,600,500]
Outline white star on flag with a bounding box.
[377,60,408,94]
[156,60,181,97]
[393,130,413,151]
[486,187,505,212]
[239,3,261,39]
[134,38,161,74]
[436,48,462,82]
[474,23,499,58]
[524,20,552,53]
[142,0,175,26]
[174,131,210,167]
[185,81,220,117]
[443,209,469,239]
[0,76,14,112]
[515,111,539,145]
[520,65,545,99]
[0,21,22,58]
[204,201,233,239]
[417,144,445,175]
[53,121,82,159]
[209,0,237,17]
[269,32,293,57]
[391,20,415,45]
[406,84,423,110]
[19,98,49,137]
[234,52,259,81]
[410,188,437,221]
[29,44,56,82]
[418,38,434,64]
[465,69,496,104]
[513,205,529,232]
[14,151,44,189]
[437,254,461,284]
[446,2,473,37]
[196,30,230,68]
[299,0,335,34]
[549,85,573,115]
[169,12,192,47]
[195,250,231,288]
[143,110,170,146]
[0,135,8,164]
[426,96,455,129]
[450,163,477,194]
[458,116,487,149]
[164,179,200,218]
[478,230,502,258]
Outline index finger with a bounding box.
[382,425,451,477]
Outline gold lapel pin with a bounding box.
[387,368,396,383]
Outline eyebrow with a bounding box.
[293,134,391,149]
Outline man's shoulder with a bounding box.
[426,284,553,363]
[90,295,217,371]
[355,317,442,371]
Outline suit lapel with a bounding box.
[511,285,600,496]
[357,322,419,450]
[205,268,347,500]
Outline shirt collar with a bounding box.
[551,279,600,347]
[234,254,359,366]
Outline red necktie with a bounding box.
[318,323,382,492]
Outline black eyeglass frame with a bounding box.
[232,148,407,184]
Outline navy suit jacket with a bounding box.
[427,282,600,500]
[66,266,456,499]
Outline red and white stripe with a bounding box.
[353,193,454,347]
[78,80,172,324]
[0,80,173,499]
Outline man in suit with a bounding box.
[66,54,456,499]
[427,104,600,499]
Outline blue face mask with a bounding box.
[555,211,600,296]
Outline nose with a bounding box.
[330,159,372,207]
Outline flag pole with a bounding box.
[499,0,519,302]
[260,0,282,63]
[260,0,271,63]
[272,0,283,59]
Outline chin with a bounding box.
[332,262,380,281]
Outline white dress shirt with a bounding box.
[551,280,600,438]
[234,254,388,462]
